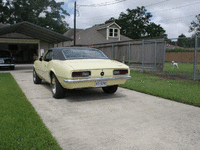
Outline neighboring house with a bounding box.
[61,22,132,47]
[166,44,182,49]
[0,21,72,63]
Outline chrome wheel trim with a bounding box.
[51,77,56,95]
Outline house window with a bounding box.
[109,28,118,37]
[109,29,113,36]
[114,29,118,37]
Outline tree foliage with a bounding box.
[167,33,195,48]
[189,14,200,35]
[0,0,69,34]
[0,0,11,23]
[105,6,166,39]
[177,34,186,47]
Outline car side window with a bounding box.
[44,50,52,61]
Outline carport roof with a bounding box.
[0,21,72,43]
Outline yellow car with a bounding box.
[33,47,131,98]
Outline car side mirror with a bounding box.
[39,56,43,61]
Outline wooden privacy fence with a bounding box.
[93,39,166,71]
[165,52,200,63]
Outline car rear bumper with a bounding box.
[0,64,15,67]
[64,76,131,83]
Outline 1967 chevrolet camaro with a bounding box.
[33,47,131,98]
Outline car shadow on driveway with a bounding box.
[64,88,125,102]
[40,81,125,102]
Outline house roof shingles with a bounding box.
[64,22,131,46]
[0,21,72,43]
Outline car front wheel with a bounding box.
[33,69,42,84]
[51,74,65,99]
[102,85,118,94]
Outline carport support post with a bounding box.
[128,42,130,65]
[193,35,198,80]
[38,42,41,58]
[162,41,166,72]
[142,39,145,72]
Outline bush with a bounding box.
[166,48,200,52]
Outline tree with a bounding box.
[0,0,70,34]
[105,17,116,24]
[189,14,200,35]
[177,34,186,47]
[0,0,11,23]
[177,34,195,48]
[105,6,166,39]
[145,22,166,38]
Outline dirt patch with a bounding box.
[154,74,192,81]
[142,71,195,81]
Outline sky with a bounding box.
[57,0,200,39]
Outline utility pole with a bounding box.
[74,1,76,46]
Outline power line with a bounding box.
[159,14,194,22]
[76,0,199,22]
[151,1,200,13]
[74,0,198,27]
[77,0,127,7]
[76,0,200,18]
[76,0,171,20]
[145,0,170,7]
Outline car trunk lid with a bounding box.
[60,59,129,78]
[62,59,127,70]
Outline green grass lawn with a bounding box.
[0,73,62,150]
[1,70,199,149]
[120,70,200,107]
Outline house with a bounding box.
[62,22,132,47]
[57,22,166,72]
[0,21,72,63]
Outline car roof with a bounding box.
[50,47,98,51]
[50,47,103,60]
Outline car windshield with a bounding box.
[62,49,108,60]
[0,50,11,58]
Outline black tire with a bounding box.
[10,66,15,70]
[51,74,65,99]
[33,69,42,84]
[102,85,118,94]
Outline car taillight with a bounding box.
[72,71,91,77]
[113,69,128,75]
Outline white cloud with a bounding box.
[56,0,69,2]
[57,0,200,39]
[39,6,52,18]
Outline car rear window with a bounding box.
[62,49,108,60]
[0,50,11,58]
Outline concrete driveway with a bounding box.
[3,64,200,150]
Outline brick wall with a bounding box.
[165,52,200,63]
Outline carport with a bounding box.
[0,21,72,63]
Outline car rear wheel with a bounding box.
[33,69,42,84]
[102,85,118,94]
[51,74,65,99]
